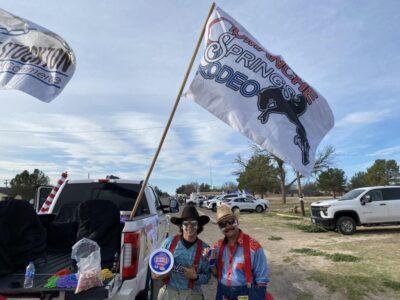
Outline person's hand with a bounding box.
[183,267,198,280]
[151,271,169,281]
[202,247,210,257]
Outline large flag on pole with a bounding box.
[0,8,75,102]
[185,7,334,176]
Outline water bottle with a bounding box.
[24,261,35,288]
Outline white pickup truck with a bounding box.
[0,178,169,300]
[311,186,400,235]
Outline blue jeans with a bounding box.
[216,282,266,300]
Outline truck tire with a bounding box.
[255,205,264,213]
[337,216,356,235]
[212,204,217,212]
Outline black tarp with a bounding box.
[0,200,46,275]
[76,200,122,266]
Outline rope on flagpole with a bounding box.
[130,2,216,219]
[38,171,68,214]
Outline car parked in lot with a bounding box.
[224,196,269,213]
[310,186,400,235]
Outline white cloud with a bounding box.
[336,110,390,127]
[369,146,400,157]
[0,110,242,188]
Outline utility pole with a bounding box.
[4,179,8,188]
[209,163,213,189]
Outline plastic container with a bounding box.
[24,261,35,288]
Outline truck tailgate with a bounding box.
[0,251,109,299]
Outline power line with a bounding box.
[0,119,219,134]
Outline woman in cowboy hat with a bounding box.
[154,206,211,300]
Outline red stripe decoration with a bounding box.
[38,171,68,214]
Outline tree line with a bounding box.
[234,145,399,201]
[175,145,400,203]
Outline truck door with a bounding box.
[150,188,168,247]
[381,188,400,222]
[361,189,390,223]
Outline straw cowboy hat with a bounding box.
[170,206,210,226]
[216,204,240,224]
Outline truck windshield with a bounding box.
[339,189,366,200]
[52,182,149,215]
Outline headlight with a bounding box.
[321,205,331,215]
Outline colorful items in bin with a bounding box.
[44,276,59,288]
[100,269,114,281]
[55,268,72,276]
[75,268,103,294]
[149,249,174,276]
[57,274,78,289]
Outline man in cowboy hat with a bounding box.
[154,206,211,300]
[211,204,269,300]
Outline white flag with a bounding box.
[185,7,334,176]
[0,9,76,102]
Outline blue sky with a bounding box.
[0,0,399,194]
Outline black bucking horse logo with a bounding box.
[257,87,310,165]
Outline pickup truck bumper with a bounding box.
[311,216,335,228]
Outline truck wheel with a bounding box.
[255,205,264,213]
[337,216,356,235]
[212,204,217,212]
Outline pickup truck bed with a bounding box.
[0,251,108,299]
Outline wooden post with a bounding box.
[296,171,305,217]
[130,2,216,219]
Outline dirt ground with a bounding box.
[160,204,400,300]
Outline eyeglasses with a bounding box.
[182,220,198,227]
[218,219,237,229]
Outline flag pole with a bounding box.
[296,171,305,216]
[130,2,216,219]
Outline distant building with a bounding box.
[0,187,22,201]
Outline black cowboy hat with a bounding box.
[170,206,210,226]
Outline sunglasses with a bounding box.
[218,219,237,229]
[182,220,198,227]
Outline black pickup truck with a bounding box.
[0,179,169,300]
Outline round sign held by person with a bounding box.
[149,249,174,275]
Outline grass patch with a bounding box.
[309,271,400,299]
[282,256,294,263]
[291,247,325,256]
[383,278,400,291]
[327,253,360,262]
[296,291,313,300]
[308,271,375,300]
[286,222,328,233]
[291,248,361,262]
[268,235,283,241]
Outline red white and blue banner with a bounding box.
[185,7,334,176]
[0,8,75,102]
